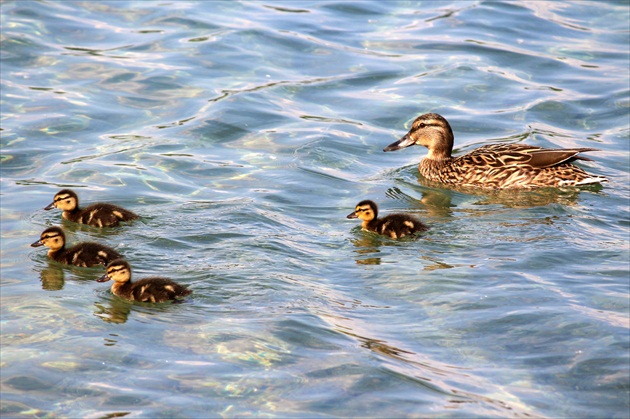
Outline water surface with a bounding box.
[1,1,629,418]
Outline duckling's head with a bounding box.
[45,189,79,211]
[97,259,131,284]
[31,226,66,251]
[383,113,454,159]
[346,200,378,222]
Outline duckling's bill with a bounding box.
[30,239,44,247]
[96,272,111,283]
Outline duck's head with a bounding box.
[31,226,65,251]
[45,189,78,211]
[347,200,378,222]
[98,259,131,283]
[383,113,454,159]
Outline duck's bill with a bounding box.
[346,211,358,219]
[96,274,111,283]
[44,202,55,210]
[30,240,44,247]
[383,133,414,152]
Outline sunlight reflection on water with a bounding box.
[1,1,628,418]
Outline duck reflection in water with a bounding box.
[94,299,132,324]
[415,175,586,208]
[38,264,65,291]
[36,260,107,291]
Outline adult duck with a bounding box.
[384,113,607,189]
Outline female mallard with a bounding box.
[347,200,428,239]
[383,113,607,189]
[97,259,191,303]
[45,189,139,227]
[31,226,121,267]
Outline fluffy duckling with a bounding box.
[45,189,139,227]
[384,113,608,189]
[31,226,121,267]
[97,259,192,303]
[347,200,428,239]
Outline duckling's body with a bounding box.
[384,113,607,189]
[45,189,139,227]
[347,200,428,239]
[97,259,191,303]
[31,226,121,267]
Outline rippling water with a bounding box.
[1,1,629,418]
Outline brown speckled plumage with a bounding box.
[97,259,191,303]
[347,200,428,239]
[384,113,607,189]
[31,226,121,267]
[45,189,139,227]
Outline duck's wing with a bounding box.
[526,148,598,168]
[459,144,599,169]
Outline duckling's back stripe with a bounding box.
[72,249,83,264]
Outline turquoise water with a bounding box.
[1,1,629,417]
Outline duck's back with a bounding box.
[374,214,429,239]
[54,242,121,267]
[67,203,139,227]
[124,277,192,303]
[420,144,605,188]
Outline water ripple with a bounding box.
[1,1,628,417]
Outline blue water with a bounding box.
[1,1,629,417]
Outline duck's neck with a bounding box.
[62,208,80,221]
[362,219,380,232]
[423,152,453,163]
[426,127,454,160]
[112,282,133,298]
[426,146,453,161]
[48,246,65,259]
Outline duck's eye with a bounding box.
[419,123,426,128]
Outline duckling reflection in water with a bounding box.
[45,189,139,227]
[97,259,191,303]
[31,226,121,267]
[384,113,608,189]
[347,200,428,239]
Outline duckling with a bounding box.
[347,200,428,239]
[97,259,192,303]
[383,113,608,189]
[30,226,121,267]
[45,189,139,227]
